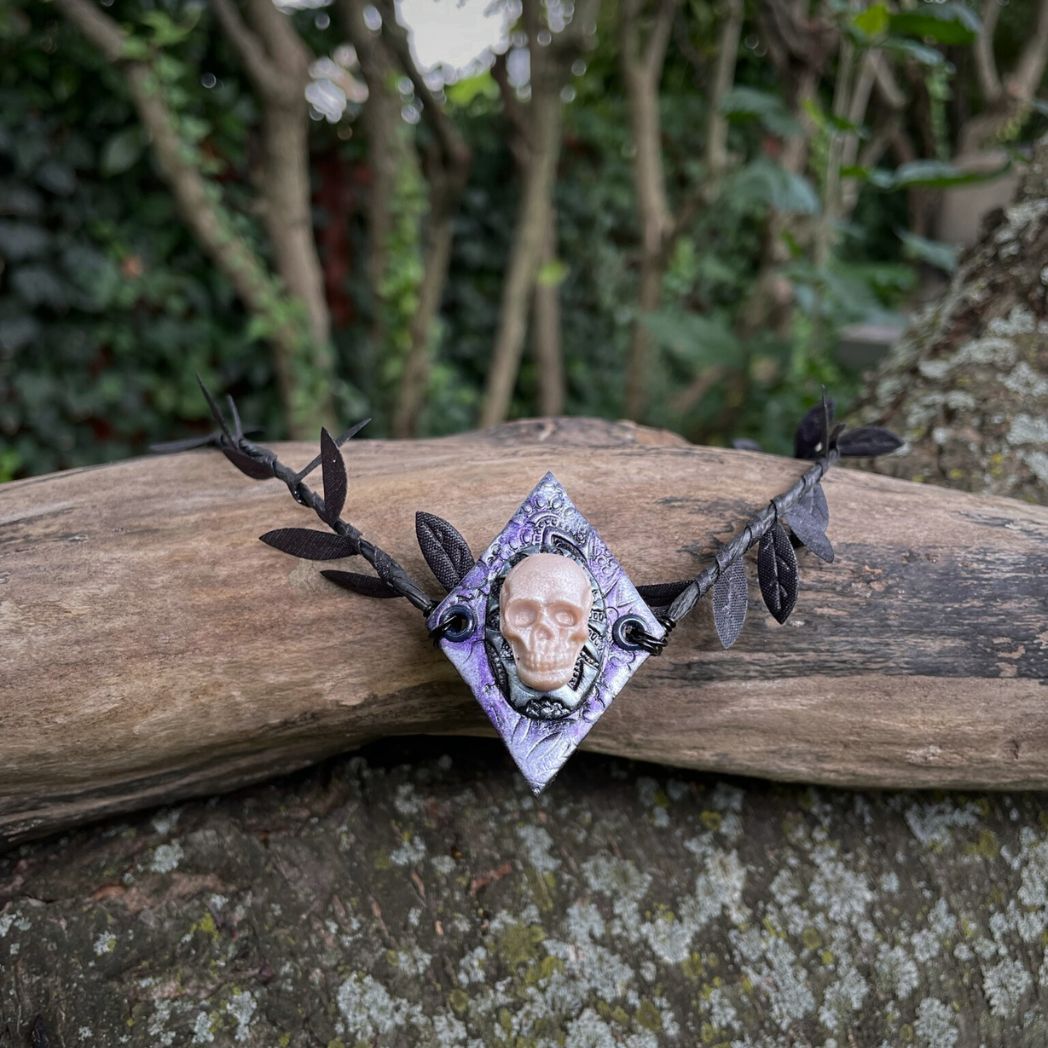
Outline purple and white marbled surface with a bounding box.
[426,472,666,792]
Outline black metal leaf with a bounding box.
[712,556,748,648]
[415,511,476,591]
[297,418,370,483]
[321,570,399,598]
[195,374,233,441]
[836,426,903,457]
[638,579,692,610]
[319,427,348,524]
[808,482,829,530]
[222,446,273,480]
[757,523,799,624]
[260,528,360,560]
[786,488,834,563]
[793,398,835,459]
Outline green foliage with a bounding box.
[866,159,1012,189]
[897,230,958,273]
[0,1,284,476]
[720,87,802,137]
[887,3,981,46]
[4,0,1047,477]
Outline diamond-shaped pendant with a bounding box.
[426,472,665,792]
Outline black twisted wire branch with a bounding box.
[159,384,899,653]
[190,380,437,615]
[661,448,838,626]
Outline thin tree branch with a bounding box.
[245,0,313,79]
[209,0,285,97]
[703,0,744,190]
[55,0,334,437]
[373,0,470,171]
[1011,0,1048,102]
[960,0,1048,153]
[644,0,678,73]
[974,0,1003,103]
[492,49,530,164]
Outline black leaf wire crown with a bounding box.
[155,380,903,649]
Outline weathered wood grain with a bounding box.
[1,417,1045,843]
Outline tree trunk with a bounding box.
[2,420,1046,842]
[533,206,565,416]
[480,87,564,427]
[857,135,1048,505]
[479,0,599,427]
[57,0,335,439]
[344,0,471,437]
[393,192,456,436]
[340,0,406,387]
[260,104,332,352]
[620,0,677,421]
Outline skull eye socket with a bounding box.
[507,602,537,628]
[552,604,580,627]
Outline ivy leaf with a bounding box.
[638,579,692,610]
[319,427,347,525]
[260,528,360,560]
[100,127,145,177]
[415,511,475,591]
[786,490,834,563]
[320,570,399,598]
[222,446,272,480]
[712,557,748,648]
[837,426,903,457]
[887,4,980,45]
[757,523,799,624]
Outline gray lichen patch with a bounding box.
[857,141,1048,505]
[4,742,1048,1046]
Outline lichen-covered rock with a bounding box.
[3,740,1048,1047]
[857,135,1048,505]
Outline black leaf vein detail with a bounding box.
[415,511,476,591]
[260,528,360,561]
[757,522,798,624]
[712,556,748,648]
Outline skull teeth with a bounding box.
[519,654,574,671]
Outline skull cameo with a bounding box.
[500,553,594,692]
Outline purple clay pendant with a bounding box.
[426,472,666,792]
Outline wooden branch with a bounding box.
[960,0,1048,153]
[2,419,1046,843]
[212,0,333,363]
[974,0,1003,104]
[480,0,586,427]
[1011,0,1048,104]
[209,0,286,99]
[492,49,530,164]
[373,0,470,173]
[702,0,744,187]
[644,0,678,73]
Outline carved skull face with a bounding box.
[500,553,593,692]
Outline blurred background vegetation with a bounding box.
[1,0,1045,480]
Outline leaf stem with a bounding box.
[662,449,839,625]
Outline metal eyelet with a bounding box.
[433,604,475,643]
[613,614,667,655]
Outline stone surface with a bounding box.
[4,738,1048,1047]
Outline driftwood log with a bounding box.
[1,417,1045,843]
